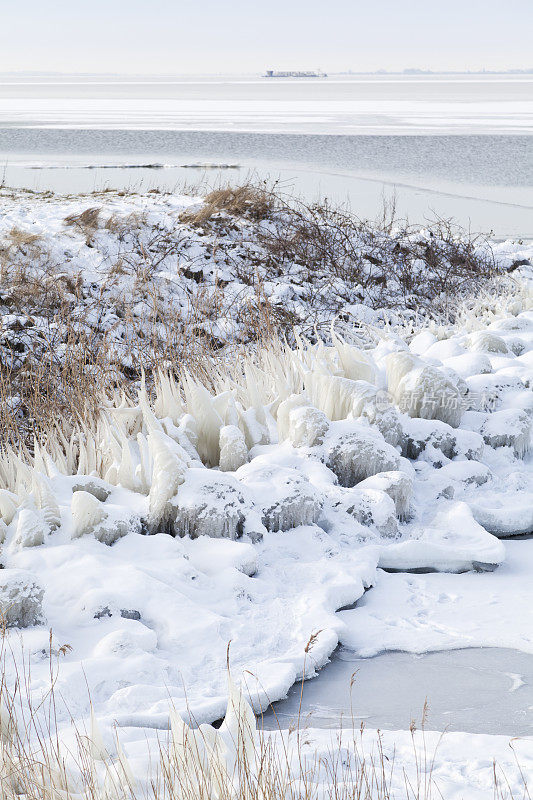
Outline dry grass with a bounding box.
[0,183,513,453]
[65,206,101,231]
[0,634,528,800]
[180,184,275,227]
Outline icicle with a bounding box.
[331,328,376,383]
[115,435,139,492]
[0,489,18,526]
[182,376,223,467]
[71,491,106,539]
[88,707,109,762]
[139,371,161,434]
[220,673,257,772]
[147,431,188,531]
[0,698,16,745]
[384,351,419,397]
[154,369,184,424]
[135,432,152,495]
[32,472,61,531]
[219,426,248,472]
[115,736,136,791]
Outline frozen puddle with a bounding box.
[260,647,533,736]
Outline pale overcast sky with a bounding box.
[2,0,532,74]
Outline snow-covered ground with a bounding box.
[0,188,532,797]
[0,186,530,367]
[116,724,533,800]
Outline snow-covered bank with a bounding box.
[0,187,532,796]
[2,184,532,442]
[1,272,532,727]
[90,719,533,799]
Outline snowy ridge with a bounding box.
[1,187,532,378]
[0,273,531,746]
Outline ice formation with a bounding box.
[325,425,402,487]
[219,425,249,472]
[0,276,531,753]
[71,491,106,539]
[0,569,44,627]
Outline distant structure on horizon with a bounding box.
[263,69,327,78]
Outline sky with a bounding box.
[2,0,532,75]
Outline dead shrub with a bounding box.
[180,184,276,227]
[64,206,100,229]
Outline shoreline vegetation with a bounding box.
[0,181,528,448]
[0,183,532,798]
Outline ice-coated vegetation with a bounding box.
[1,185,531,444]
[0,186,532,798]
[0,265,531,741]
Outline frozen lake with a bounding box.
[259,539,533,738]
[1,73,532,134]
[260,647,533,737]
[0,74,532,238]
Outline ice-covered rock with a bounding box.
[10,507,47,550]
[437,460,492,488]
[443,352,492,379]
[362,402,404,447]
[337,487,399,538]
[357,470,414,521]
[465,373,526,412]
[0,569,44,627]
[400,417,457,460]
[171,470,250,540]
[94,514,139,546]
[454,428,486,460]
[71,491,135,545]
[466,331,509,354]
[219,425,248,472]
[378,502,505,573]
[480,409,531,456]
[238,464,323,532]
[400,417,484,462]
[72,478,112,503]
[277,394,329,447]
[325,424,401,488]
[71,491,106,539]
[470,501,533,537]
[288,404,329,448]
[395,365,464,428]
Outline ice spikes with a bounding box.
[220,670,257,771]
[88,707,109,762]
[331,328,376,383]
[182,375,224,467]
[32,472,61,531]
[147,430,188,532]
[0,490,18,526]
[71,491,106,539]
